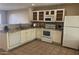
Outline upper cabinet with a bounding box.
[45,11,50,15]
[45,10,54,16]
[32,9,65,22]
[33,11,44,21]
[50,10,54,15]
[39,11,44,21]
[44,10,55,22]
[33,11,38,21]
[56,9,65,22]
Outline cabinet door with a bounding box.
[45,10,55,16]
[45,11,50,15]
[26,29,36,42]
[36,28,42,39]
[8,31,21,49]
[50,10,54,15]
[29,29,36,40]
[33,12,38,21]
[53,30,62,44]
[39,11,44,21]
[21,30,28,44]
[56,9,64,22]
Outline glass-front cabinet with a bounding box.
[39,11,44,21]
[33,11,38,21]
[45,11,50,15]
[51,10,54,15]
[45,10,55,16]
[56,9,64,22]
[32,9,64,22]
[33,11,44,21]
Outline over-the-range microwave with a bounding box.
[45,16,55,22]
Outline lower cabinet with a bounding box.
[36,28,42,39]
[29,29,35,40]
[0,28,62,51]
[53,30,62,44]
[27,29,36,42]
[7,28,36,50]
[21,30,29,44]
[8,31,21,50]
[1,28,37,51]
[21,28,36,44]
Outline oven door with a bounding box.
[43,31,50,37]
[42,29,53,43]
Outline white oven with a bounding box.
[42,29,53,43]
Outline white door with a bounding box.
[63,27,79,49]
[8,31,21,49]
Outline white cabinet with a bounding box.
[32,11,38,21]
[33,11,44,21]
[53,30,62,44]
[45,10,55,16]
[21,29,36,44]
[55,9,65,22]
[21,30,28,44]
[32,9,65,22]
[27,29,36,41]
[36,28,42,39]
[0,28,37,51]
[8,31,21,49]
[7,28,36,50]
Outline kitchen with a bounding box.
[0,3,79,55]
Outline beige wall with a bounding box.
[32,3,79,16]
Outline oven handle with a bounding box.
[42,36,51,39]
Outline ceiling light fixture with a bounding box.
[32,4,35,6]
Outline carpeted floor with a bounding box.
[0,40,79,55]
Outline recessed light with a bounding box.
[32,4,35,6]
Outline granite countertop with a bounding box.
[0,27,37,33]
[0,25,62,33]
